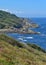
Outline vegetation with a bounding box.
[0,10,23,29]
[0,10,38,29]
[27,43,46,53]
[0,34,46,65]
[0,10,46,65]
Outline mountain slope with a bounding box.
[0,10,38,29]
[0,34,46,65]
[0,10,23,29]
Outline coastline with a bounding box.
[0,29,40,34]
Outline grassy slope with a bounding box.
[0,10,38,29]
[0,10,23,29]
[0,34,46,65]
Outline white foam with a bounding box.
[18,38,23,40]
[26,37,33,39]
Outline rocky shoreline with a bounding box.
[0,29,40,34]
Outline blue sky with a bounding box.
[0,0,46,17]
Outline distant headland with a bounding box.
[0,10,39,34]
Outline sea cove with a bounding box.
[7,18,46,50]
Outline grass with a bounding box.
[27,43,46,53]
[0,34,46,65]
[0,10,23,29]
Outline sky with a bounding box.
[0,0,46,17]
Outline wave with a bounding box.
[26,37,33,39]
[18,38,23,40]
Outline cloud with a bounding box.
[0,9,9,12]
[15,10,24,14]
[0,9,24,14]
[0,9,13,13]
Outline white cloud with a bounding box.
[0,9,9,12]
[0,9,24,14]
[0,9,13,13]
[15,10,24,14]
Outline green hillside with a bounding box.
[0,34,46,65]
[0,10,38,29]
[0,10,23,29]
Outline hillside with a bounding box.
[0,10,23,29]
[0,10,38,29]
[0,34,46,65]
[0,10,40,34]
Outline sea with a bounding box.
[7,18,46,50]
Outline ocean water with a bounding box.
[7,18,46,50]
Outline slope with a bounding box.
[0,34,46,65]
[0,10,38,29]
